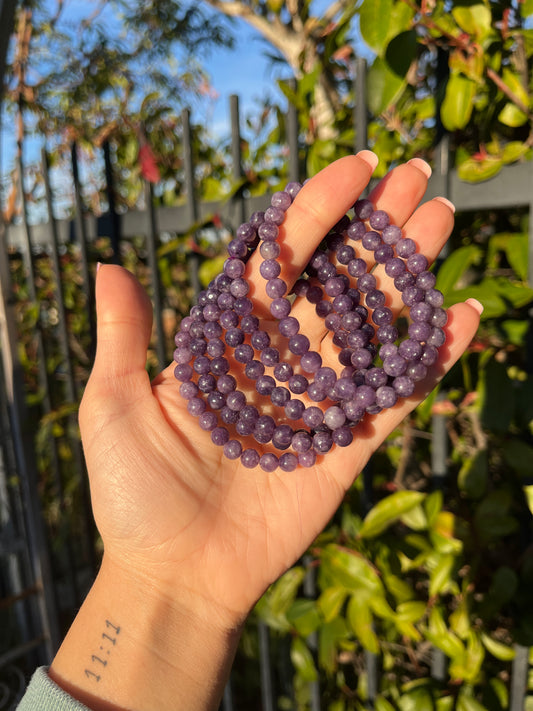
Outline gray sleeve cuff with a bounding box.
[17,667,91,711]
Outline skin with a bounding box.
[48,152,482,711]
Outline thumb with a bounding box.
[90,264,153,390]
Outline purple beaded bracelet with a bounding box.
[173,182,447,472]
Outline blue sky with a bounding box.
[1,0,369,215]
[1,1,305,170]
[190,0,332,136]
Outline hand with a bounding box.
[50,153,481,711]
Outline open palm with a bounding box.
[79,154,480,629]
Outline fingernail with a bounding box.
[465,298,484,315]
[434,196,456,213]
[407,157,432,178]
[97,262,103,273]
[356,150,379,171]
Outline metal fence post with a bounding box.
[42,147,97,581]
[354,57,367,154]
[230,94,246,227]
[0,218,60,660]
[145,180,167,369]
[103,141,121,263]
[182,107,201,301]
[286,79,300,184]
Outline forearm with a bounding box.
[48,555,242,711]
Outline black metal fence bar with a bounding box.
[230,94,246,228]
[42,147,98,583]
[71,143,96,353]
[103,141,121,263]
[182,107,202,301]
[354,57,367,155]
[286,82,300,184]
[146,181,167,370]
[0,217,60,661]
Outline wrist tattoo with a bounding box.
[84,620,121,682]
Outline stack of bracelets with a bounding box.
[173,181,447,472]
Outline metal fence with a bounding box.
[1,41,533,711]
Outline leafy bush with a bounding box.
[253,207,533,709]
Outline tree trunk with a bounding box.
[202,0,340,141]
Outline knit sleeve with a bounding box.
[16,667,91,711]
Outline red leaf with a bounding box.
[333,45,353,64]
[139,143,161,183]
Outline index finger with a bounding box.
[245,151,379,318]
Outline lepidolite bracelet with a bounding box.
[173,181,446,472]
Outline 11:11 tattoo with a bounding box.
[84,620,121,682]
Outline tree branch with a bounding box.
[322,0,352,25]
[486,66,532,118]
[202,0,303,69]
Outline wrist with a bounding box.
[49,553,243,711]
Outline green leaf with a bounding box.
[502,319,529,347]
[524,485,533,516]
[318,617,349,673]
[450,599,471,639]
[347,595,380,654]
[459,631,485,683]
[383,573,415,603]
[369,594,396,620]
[516,378,533,430]
[375,695,396,711]
[479,360,514,432]
[398,687,434,711]
[396,600,427,623]
[435,245,482,295]
[328,702,347,711]
[499,103,528,128]
[458,449,488,499]
[320,545,384,594]
[441,73,476,131]
[359,0,394,54]
[359,491,426,538]
[481,633,516,661]
[427,607,465,659]
[474,492,519,543]
[489,679,509,709]
[457,155,503,182]
[269,567,305,615]
[493,276,533,308]
[436,696,455,711]
[501,141,529,164]
[487,233,528,281]
[501,68,530,109]
[522,0,533,17]
[367,57,407,115]
[457,688,488,711]
[429,553,456,597]
[385,29,418,78]
[290,637,317,682]
[318,586,348,623]
[400,504,428,531]
[276,79,302,110]
[444,284,504,319]
[449,46,485,81]
[298,63,322,98]
[425,490,443,528]
[287,599,321,637]
[452,3,493,40]
[502,440,533,479]
[255,566,305,630]
[198,256,225,287]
